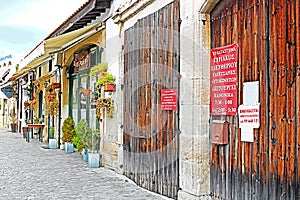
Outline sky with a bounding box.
[0,0,88,62]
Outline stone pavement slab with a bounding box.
[0,129,172,200]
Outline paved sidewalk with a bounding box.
[0,129,171,200]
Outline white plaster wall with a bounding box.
[103,18,124,170]
[113,0,174,31]
[178,0,212,199]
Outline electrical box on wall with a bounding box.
[211,120,229,144]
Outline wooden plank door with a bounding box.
[210,0,300,199]
[123,2,180,199]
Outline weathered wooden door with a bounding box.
[123,2,180,199]
[210,0,300,199]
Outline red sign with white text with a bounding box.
[210,43,238,115]
[161,89,177,110]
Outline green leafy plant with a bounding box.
[96,72,116,86]
[74,119,100,152]
[73,135,83,152]
[33,116,42,124]
[74,119,91,152]
[62,117,75,143]
[9,111,17,132]
[49,127,55,139]
[9,112,17,124]
[89,129,101,153]
[89,62,108,77]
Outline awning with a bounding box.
[0,90,8,99]
[33,73,54,85]
[1,85,13,98]
[44,22,101,53]
[8,54,51,81]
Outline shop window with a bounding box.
[49,60,52,72]
[38,67,41,77]
[89,47,97,67]
[70,47,100,127]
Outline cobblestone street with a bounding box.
[0,129,171,200]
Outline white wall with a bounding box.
[102,17,124,170]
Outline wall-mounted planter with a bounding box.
[52,83,61,89]
[104,83,115,92]
[64,142,74,153]
[24,102,29,107]
[82,89,91,96]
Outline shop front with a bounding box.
[68,47,102,129]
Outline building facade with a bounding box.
[6,0,300,199]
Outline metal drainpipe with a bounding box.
[57,65,62,149]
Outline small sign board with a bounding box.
[161,89,177,110]
[210,43,238,116]
[238,104,260,142]
[238,104,260,128]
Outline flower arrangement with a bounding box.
[24,101,30,110]
[29,99,36,110]
[95,98,114,118]
[49,99,59,116]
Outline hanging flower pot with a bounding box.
[29,99,36,107]
[52,82,61,89]
[24,101,29,107]
[48,92,56,102]
[104,83,115,92]
[47,96,53,102]
[82,89,91,96]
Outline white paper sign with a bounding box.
[238,104,260,128]
[243,81,259,105]
[241,127,254,142]
[238,104,260,142]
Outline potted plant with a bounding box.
[24,101,30,111]
[9,112,17,132]
[96,72,116,92]
[33,116,41,131]
[89,62,108,77]
[87,129,101,168]
[74,119,92,161]
[95,98,114,119]
[82,89,91,97]
[24,101,29,107]
[29,99,36,110]
[48,126,57,149]
[62,117,76,153]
